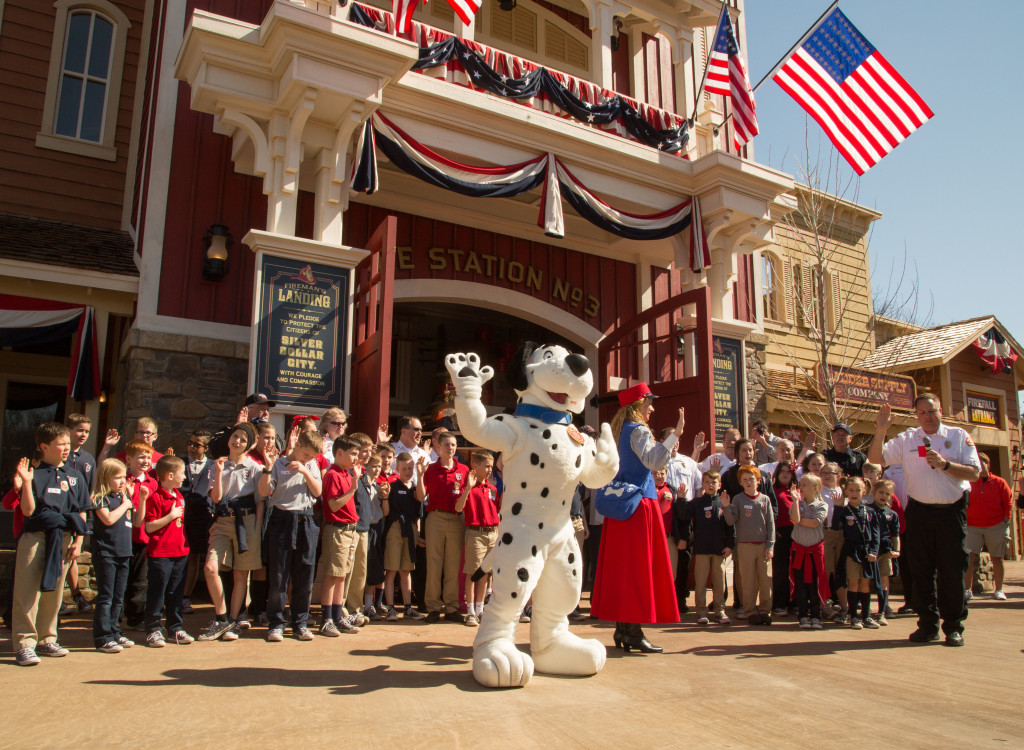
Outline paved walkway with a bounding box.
[3,563,1023,748]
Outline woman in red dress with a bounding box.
[591,383,683,653]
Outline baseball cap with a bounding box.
[832,423,852,434]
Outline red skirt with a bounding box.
[590,497,680,624]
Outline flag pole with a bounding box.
[714,0,839,133]
[687,1,730,123]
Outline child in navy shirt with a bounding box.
[870,479,901,625]
[90,459,135,652]
[384,453,426,621]
[143,455,192,646]
[11,423,89,666]
[679,470,734,625]
[832,477,879,630]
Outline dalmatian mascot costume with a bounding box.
[444,343,618,688]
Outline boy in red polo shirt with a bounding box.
[319,437,362,636]
[417,431,469,623]
[455,451,500,627]
[143,455,192,646]
[124,440,158,631]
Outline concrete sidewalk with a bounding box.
[3,563,1022,749]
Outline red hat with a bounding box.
[617,382,657,408]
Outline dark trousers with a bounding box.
[265,513,318,629]
[145,556,187,634]
[124,541,148,625]
[585,524,602,588]
[793,564,821,619]
[905,497,968,636]
[773,526,794,610]
[899,531,914,605]
[92,552,130,646]
[675,547,691,604]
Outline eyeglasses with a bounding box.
[136,431,157,438]
[187,441,208,449]
[408,427,422,433]
[330,421,347,427]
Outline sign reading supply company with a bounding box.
[817,365,916,410]
[966,391,1001,427]
[254,256,349,409]
[712,336,743,440]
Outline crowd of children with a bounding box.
[1,408,932,667]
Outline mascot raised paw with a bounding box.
[444,343,619,688]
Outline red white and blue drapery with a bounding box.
[348,3,689,155]
[352,113,709,270]
[0,294,101,400]
[972,328,1017,374]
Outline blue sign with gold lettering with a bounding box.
[712,336,742,440]
[254,256,349,409]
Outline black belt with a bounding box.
[326,521,357,530]
[468,525,498,532]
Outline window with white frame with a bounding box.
[36,0,131,161]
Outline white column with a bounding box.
[590,1,614,90]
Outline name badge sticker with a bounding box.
[46,487,62,494]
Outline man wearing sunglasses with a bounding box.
[391,416,430,483]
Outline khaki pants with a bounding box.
[824,529,843,578]
[343,530,369,614]
[12,531,72,651]
[693,553,725,614]
[425,510,464,613]
[736,543,771,614]
[571,516,586,557]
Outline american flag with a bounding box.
[446,0,482,26]
[704,5,758,149]
[772,8,933,175]
[393,0,422,33]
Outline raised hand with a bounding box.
[237,407,249,425]
[710,456,723,472]
[15,456,32,486]
[674,407,686,436]
[104,429,120,446]
[165,446,175,457]
[376,424,391,443]
[876,404,894,431]
[214,457,227,473]
[467,473,479,490]
[444,352,494,401]
[719,491,731,508]
[170,503,184,520]
[138,484,150,503]
[692,431,708,454]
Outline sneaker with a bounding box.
[58,602,75,618]
[713,612,731,625]
[220,622,240,641]
[294,626,315,641]
[36,642,69,657]
[97,641,123,653]
[181,597,195,615]
[876,614,889,626]
[365,605,378,620]
[464,613,479,627]
[174,630,195,645]
[15,648,40,666]
[837,613,852,626]
[256,612,270,626]
[850,618,863,630]
[405,607,427,621]
[320,620,341,637]
[734,607,748,620]
[425,610,442,623]
[75,593,93,613]
[519,611,531,624]
[831,607,849,623]
[884,606,896,618]
[444,610,465,624]
[810,618,823,630]
[696,614,710,625]
[146,631,166,648]
[368,606,384,622]
[772,607,787,616]
[964,589,973,602]
[267,627,285,642]
[385,606,399,622]
[117,636,135,648]
[337,618,360,634]
[196,619,234,642]
[863,617,880,629]
[994,590,1007,600]
[236,612,251,630]
[569,607,587,621]
[798,617,811,629]
[348,612,368,627]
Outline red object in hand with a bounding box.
[917,446,928,458]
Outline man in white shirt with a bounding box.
[758,438,796,481]
[869,394,980,647]
[698,427,740,474]
[390,416,431,481]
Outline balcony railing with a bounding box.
[350,2,692,158]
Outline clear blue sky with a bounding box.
[743,1,1023,338]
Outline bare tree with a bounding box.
[764,129,931,444]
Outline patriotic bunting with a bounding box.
[348,4,688,154]
[972,328,1018,374]
[0,294,101,401]
[352,114,709,265]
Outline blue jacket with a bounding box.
[615,421,656,499]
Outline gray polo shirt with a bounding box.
[265,456,320,511]
[791,498,828,547]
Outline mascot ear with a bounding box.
[506,341,538,392]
